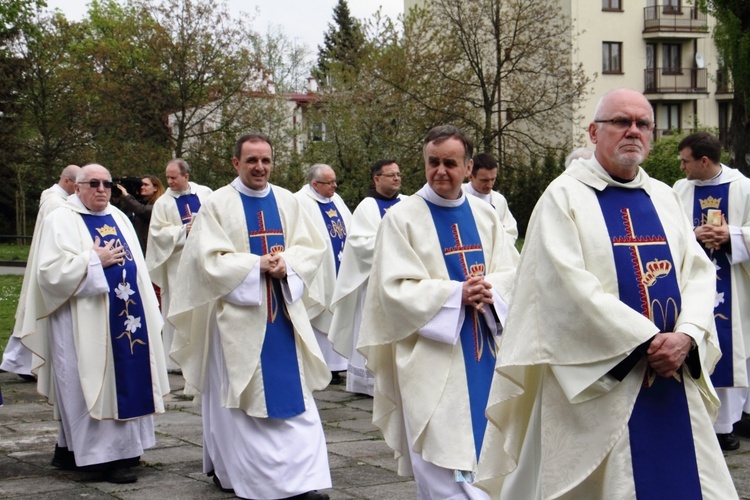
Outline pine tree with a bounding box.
[315,0,365,84]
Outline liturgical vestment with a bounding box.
[359,184,518,485]
[168,180,332,499]
[476,158,737,499]
[20,195,169,467]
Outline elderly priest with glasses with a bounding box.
[476,88,737,498]
[19,163,169,484]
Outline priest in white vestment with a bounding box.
[476,89,738,499]
[295,164,352,383]
[2,165,79,378]
[20,164,169,484]
[146,158,212,372]
[462,152,518,244]
[168,133,332,500]
[674,131,750,451]
[359,125,519,499]
[329,159,406,396]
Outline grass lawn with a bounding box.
[0,243,31,262]
[0,274,23,348]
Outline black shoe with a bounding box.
[51,445,79,470]
[18,374,36,382]
[100,468,137,484]
[211,473,234,493]
[329,371,344,385]
[733,412,750,438]
[287,491,330,500]
[717,432,740,451]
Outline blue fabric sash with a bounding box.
[596,187,701,499]
[425,199,495,461]
[693,184,733,387]
[174,193,201,225]
[240,190,305,419]
[374,197,401,218]
[80,214,155,419]
[316,201,347,274]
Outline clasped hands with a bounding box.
[647,332,693,378]
[260,253,286,279]
[93,236,126,267]
[461,275,493,313]
[694,219,729,250]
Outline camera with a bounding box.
[111,177,143,198]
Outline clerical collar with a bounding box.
[232,177,270,197]
[417,183,466,207]
[610,174,635,184]
[304,183,333,203]
[69,193,112,215]
[463,182,492,203]
[692,164,727,187]
[168,182,193,198]
[366,187,399,201]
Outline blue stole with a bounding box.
[316,201,347,274]
[80,214,155,419]
[374,196,401,218]
[425,199,495,461]
[174,193,201,225]
[240,190,305,419]
[596,187,701,499]
[693,184,733,387]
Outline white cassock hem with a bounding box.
[202,316,332,499]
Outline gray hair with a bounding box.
[306,163,333,184]
[592,88,654,123]
[168,158,190,175]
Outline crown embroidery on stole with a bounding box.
[699,196,722,210]
[96,224,118,237]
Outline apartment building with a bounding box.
[405,0,733,146]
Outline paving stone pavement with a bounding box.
[2,370,750,499]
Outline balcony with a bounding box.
[716,69,734,96]
[644,68,707,94]
[643,5,709,38]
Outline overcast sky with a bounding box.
[43,0,404,51]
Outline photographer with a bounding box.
[116,175,165,252]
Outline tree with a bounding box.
[383,0,591,178]
[700,0,750,172]
[315,0,366,84]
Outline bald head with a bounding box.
[76,164,112,212]
[588,88,654,180]
[59,164,81,195]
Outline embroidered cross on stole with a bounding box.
[694,183,733,387]
[425,199,495,461]
[80,214,155,419]
[240,190,305,419]
[374,197,401,218]
[174,193,201,225]
[596,187,700,499]
[317,201,347,274]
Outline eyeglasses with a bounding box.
[78,180,113,189]
[377,173,402,178]
[594,118,654,132]
[314,180,337,185]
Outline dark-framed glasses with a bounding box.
[315,180,337,185]
[378,173,402,178]
[594,118,654,132]
[78,180,113,189]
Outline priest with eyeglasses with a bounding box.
[19,163,169,484]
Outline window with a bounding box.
[663,44,681,74]
[312,122,325,141]
[602,0,621,10]
[665,103,681,132]
[663,0,680,14]
[602,42,622,74]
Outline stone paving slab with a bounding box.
[3,369,750,499]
